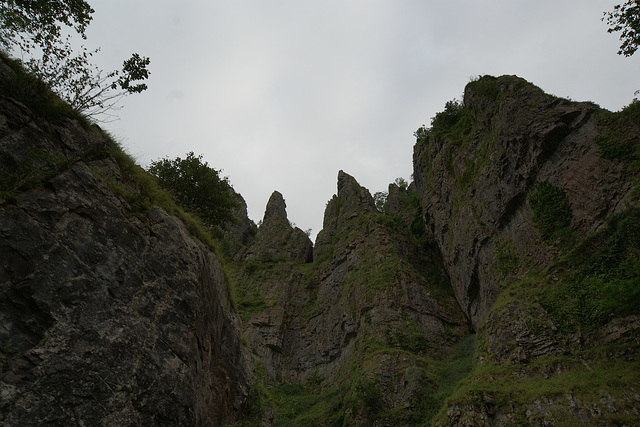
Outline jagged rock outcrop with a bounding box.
[413,75,636,329]
[237,170,471,423]
[217,191,257,261]
[0,57,250,425]
[413,75,640,425]
[244,191,312,264]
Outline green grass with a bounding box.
[540,208,640,331]
[595,100,640,162]
[494,238,519,279]
[0,51,87,123]
[528,181,573,243]
[0,149,80,200]
[434,347,640,426]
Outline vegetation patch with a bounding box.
[435,348,640,426]
[238,334,476,427]
[0,52,82,121]
[234,371,365,426]
[528,181,573,243]
[148,152,238,227]
[541,208,640,331]
[466,75,501,102]
[494,238,519,279]
[366,334,476,425]
[595,100,640,163]
[0,149,79,200]
[414,99,473,143]
[234,285,267,323]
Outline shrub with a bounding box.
[595,100,640,162]
[414,99,472,142]
[466,75,501,101]
[148,152,238,227]
[430,99,465,135]
[528,181,572,242]
[541,208,640,330]
[495,238,519,278]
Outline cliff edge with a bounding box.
[0,56,251,426]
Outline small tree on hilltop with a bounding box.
[148,152,238,227]
[374,191,387,212]
[394,177,408,191]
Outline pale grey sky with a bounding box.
[82,1,638,239]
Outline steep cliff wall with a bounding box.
[0,57,250,425]
[414,75,634,330]
[233,75,639,426]
[233,171,471,425]
[2,52,638,426]
[413,75,640,425]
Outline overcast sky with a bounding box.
[82,1,639,239]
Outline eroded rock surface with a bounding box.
[0,59,250,425]
[245,191,312,264]
[413,75,635,329]
[239,171,470,415]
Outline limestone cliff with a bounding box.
[413,75,640,425]
[231,75,639,426]
[0,56,251,425]
[244,190,312,264]
[1,50,639,426]
[233,171,471,424]
[413,75,634,330]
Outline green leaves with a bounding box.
[603,1,640,57]
[1,1,150,120]
[114,53,151,94]
[414,99,472,142]
[0,0,94,53]
[148,152,238,227]
[528,181,573,242]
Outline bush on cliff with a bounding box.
[148,152,238,227]
[528,181,573,242]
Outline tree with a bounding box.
[603,1,640,57]
[394,177,408,191]
[0,0,150,120]
[0,0,94,54]
[148,152,238,227]
[374,191,387,212]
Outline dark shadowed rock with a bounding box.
[245,191,313,264]
[239,171,469,416]
[0,58,251,425]
[413,75,634,329]
[217,191,257,261]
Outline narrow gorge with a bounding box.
[1,53,639,426]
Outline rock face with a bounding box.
[234,76,639,425]
[0,57,250,426]
[245,191,313,264]
[413,75,640,425]
[237,170,470,423]
[218,191,257,261]
[2,54,639,426]
[413,75,634,329]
